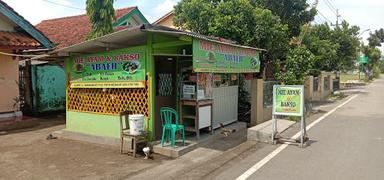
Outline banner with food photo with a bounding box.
[192,39,261,73]
[65,46,146,88]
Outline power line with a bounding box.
[316,14,328,24]
[323,0,343,27]
[316,16,326,24]
[41,0,85,11]
[317,10,332,24]
[323,0,338,16]
[0,51,39,57]
[325,0,337,10]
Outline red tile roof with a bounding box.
[0,31,40,47]
[0,0,52,48]
[36,7,136,49]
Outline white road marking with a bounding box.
[236,94,358,180]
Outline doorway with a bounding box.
[154,56,177,139]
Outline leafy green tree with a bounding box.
[308,39,339,72]
[304,22,360,72]
[173,0,215,34]
[362,44,382,78]
[86,0,115,40]
[331,21,360,71]
[238,74,251,122]
[252,0,316,37]
[303,24,339,72]
[276,46,315,85]
[174,0,289,61]
[208,0,256,46]
[363,28,383,78]
[368,28,384,47]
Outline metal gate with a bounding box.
[31,63,66,113]
[18,63,33,113]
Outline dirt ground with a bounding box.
[0,115,167,180]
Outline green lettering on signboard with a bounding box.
[192,39,261,73]
[273,85,304,116]
[65,46,146,88]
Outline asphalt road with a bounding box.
[208,77,384,180]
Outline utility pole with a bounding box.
[336,9,340,27]
[331,9,341,27]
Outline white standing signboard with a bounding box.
[272,85,307,147]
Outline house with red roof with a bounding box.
[15,6,149,114]
[153,11,175,29]
[36,6,149,49]
[0,0,53,118]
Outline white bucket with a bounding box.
[128,114,145,135]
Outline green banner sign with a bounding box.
[65,47,146,88]
[192,39,261,73]
[359,55,368,64]
[273,85,304,116]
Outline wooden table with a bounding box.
[179,99,213,140]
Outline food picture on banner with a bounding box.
[251,57,260,68]
[207,51,216,63]
[74,63,84,73]
[122,61,141,74]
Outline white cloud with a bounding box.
[2,0,180,25]
[150,0,178,22]
[155,0,177,13]
[2,0,85,25]
[3,0,383,52]
[56,0,73,6]
[313,0,384,38]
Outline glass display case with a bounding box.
[178,58,213,140]
[179,59,213,100]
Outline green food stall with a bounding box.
[57,24,264,141]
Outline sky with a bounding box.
[309,0,384,45]
[2,0,384,46]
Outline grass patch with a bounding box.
[340,73,366,82]
[288,116,301,122]
[328,92,348,101]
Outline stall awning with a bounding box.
[30,24,265,71]
[142,25,265,73]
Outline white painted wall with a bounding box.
[0,13,16,31]
[0,49,19,113]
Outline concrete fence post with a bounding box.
[250,79,264,127]
[319,73,325,99]
[330,74,334,93]
[304,76,313,102]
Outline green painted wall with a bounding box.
[66,111,121,138]
[152,34,192,54]
[66,110,151,138]
[64,33,193,140]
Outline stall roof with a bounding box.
[31,24,265,60]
